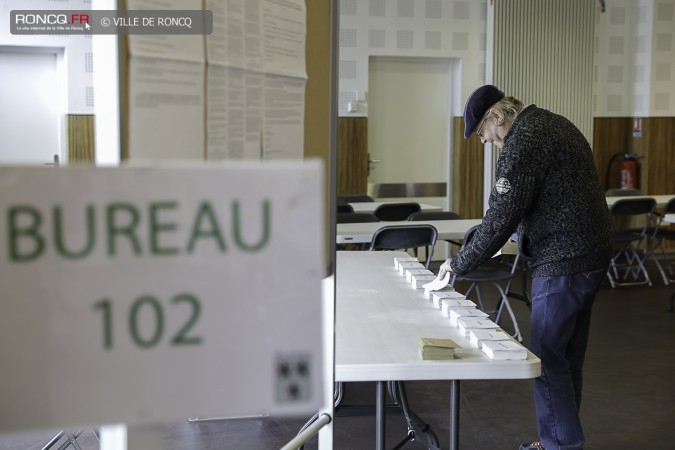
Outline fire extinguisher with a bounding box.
[620,153,639,190]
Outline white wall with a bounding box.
[338,0,487,118]
[0,0,93,114]
[340,0,675,119]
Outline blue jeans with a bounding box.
[530,269,606,450]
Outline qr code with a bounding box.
[275,353,311,403]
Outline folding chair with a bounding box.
[369,224,437,269]
[607,197,656,287]
[646,197,675,286]
[372,202,421,221]
[450,225,522,341]
[408,210,463,259]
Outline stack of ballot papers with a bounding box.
[398,261,424,275]
[419,337,458,360]
[441,298,477,316]
[422,272,451,293]
[481,339,527,360]
[405,268,434,282]
[394,256,419,270]
[449,308,489,326]
[423,285,455,300]
[458,318,499,336]
[469,330,512,348]
[411,273,438,289]
[431,290,466,308]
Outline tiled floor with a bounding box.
[2,264,675,450]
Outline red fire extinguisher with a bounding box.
[620,153,638,189]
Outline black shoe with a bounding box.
[519,442,545,450]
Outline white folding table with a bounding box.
[336,218,482,245]
[335,251,540,450]
[349,201,443,214]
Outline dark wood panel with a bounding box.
[592,117,634,192]
[452,117,484,219]
[337,117,368,195]
[67,114,95,163]
[644,117,675,195]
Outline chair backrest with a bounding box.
[408,211,461,221]
[609,197,656,235]
[609,197,656,217]
[663,197,675,215]
[337,212,380,223]
[337,194,374,203]
[369,224,438,268]
[605,188,643,197]
[372,202,421,221]
[337,203,354,214]
[459,224,480,251]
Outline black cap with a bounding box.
[463,85,505,139]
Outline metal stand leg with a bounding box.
[450,380,460,450]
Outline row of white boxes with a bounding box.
[393,256,527,360]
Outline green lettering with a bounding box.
[232,200,270,252]
[107,203,142,256]
[8,205,44,262]
[53,205,95,260]
[149,202,179,255]
[187,202,226,253]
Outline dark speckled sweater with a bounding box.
[452,105,612,277]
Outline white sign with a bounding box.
[0,162,324,432]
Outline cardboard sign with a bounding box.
[0,162,324,432]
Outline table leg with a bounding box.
[375,381,386,450]
[450,380,460,450]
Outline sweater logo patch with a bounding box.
[495,177,511,194]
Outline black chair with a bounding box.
[337,194,374,203]
[408,210,463,263]
[336,212,379,223]
[607,197,656,287]
[369,224,438,269]
[372,202,421,221]
[647,197,675,286]
[337,203,354,214]
[450,225,522,341]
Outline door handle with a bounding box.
[367,154,381,176]
[44,154,60,167]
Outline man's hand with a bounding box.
[438,259,454,280]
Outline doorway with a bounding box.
[367,56,452,207]
[0,47,63,165]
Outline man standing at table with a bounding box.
[437,85,612,450]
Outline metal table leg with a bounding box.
[450,380,460,450]
[376,381,386,450]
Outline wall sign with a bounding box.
[0,162,324,432]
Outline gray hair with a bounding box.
[490,96,524,125]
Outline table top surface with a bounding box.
[336,218,482,244]
[349,201,442,213]
[335,251,541,382]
